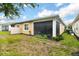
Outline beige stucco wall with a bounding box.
[10,24,21,34]
[14,21,65,35]
[22,22,34,35]
[12,17,65,36]
[15,22,34,35]
[15,18,53,35]
[15,24,22,33]
[60,23,65,35]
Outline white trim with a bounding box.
[52,19,56,37]
[33,18,53,23]
[23,23,29,31]
[32,22,34,35]
[0,25,2,31]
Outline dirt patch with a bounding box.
[0,35,9,39]
[0,35,78,56]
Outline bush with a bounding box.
[61,33,79,48]
[26,34,48,44]
[52,35,63,41]
[34,34,48,39]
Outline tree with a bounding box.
[0,3,38,19]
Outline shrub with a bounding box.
[61,33,79,48]
[32,34,48,43]
[34,34,48,39]
[52,35,63,41]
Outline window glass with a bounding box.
[17,25,19,27]
[24,24,29,30]
[11,25,15,27]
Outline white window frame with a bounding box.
[24,24,29,31]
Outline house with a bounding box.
[0,23,11,31]
[0,22,14,31]
[71,14,79,37]
[10,15,65,37]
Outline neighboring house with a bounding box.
[0,23,14,31]
[10,15,65,37]
[0,24,10,31]
[71,14,79,37]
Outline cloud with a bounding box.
[64,19,74,25]
[0,20,6,23]
[0,19,15,24]
[55,3,63,7]
[0,15,6,20]
[53,3,79,25]
[0,15,7,23]
[23,16,27,19]
[21,16,29,21]
[24,4,27,7]
[37,9,58,17]
[36,3,79,25]
[0,16,4,19]
[58,3,79,18]
[37,3,79,18]
[0,15,15,24]
[37,9,53,17]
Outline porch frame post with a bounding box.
[52,19,56,37]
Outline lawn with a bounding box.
[61,32,79,48]
[0,31,10,35]
[0,31,79,56]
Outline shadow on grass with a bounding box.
[72,51,79,56]
[66,30,79,41]
[74,33,79,41]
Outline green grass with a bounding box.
[0,35,23,44]
[0,31,10,35]
[0,31,23,44]
[48,46,72,56]
[0,31,79,56]
[61,32,79,48]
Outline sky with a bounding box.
[0,3,79,25]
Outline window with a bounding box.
[11,24,15,27]
[17,25,19,27]
[24,24,29,30]
[2,25,9,31]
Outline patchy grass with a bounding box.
[48,46,72,56]
[30,35,48,43]
[0,35,23,44]
[0,31,79,56]
[0,31,24,44]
